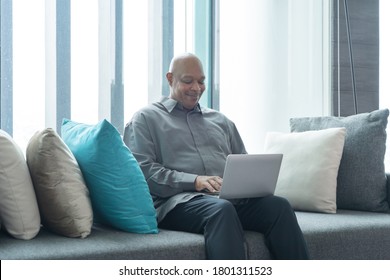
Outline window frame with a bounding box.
[0,0,13,135]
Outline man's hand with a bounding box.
[195,176,223,193]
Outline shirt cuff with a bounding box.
[180,173,198,191]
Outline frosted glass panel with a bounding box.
[71,0,98,124]
[220,0,330,153]
[13,0,45,153]
[123,0,148,122]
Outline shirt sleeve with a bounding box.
[123,112,197,198]
[228,120,248,155]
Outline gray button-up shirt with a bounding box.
[124,97,247,221]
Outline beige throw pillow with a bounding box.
[26,128,93,238]
[264,127,346,213]
[0,129,41,239]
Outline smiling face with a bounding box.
[166,54,206,110]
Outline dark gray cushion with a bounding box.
[387,174,390,206]
[296,210,390,259]
[290,109,389,212]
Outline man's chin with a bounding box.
[182,97,200,109]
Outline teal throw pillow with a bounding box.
[61,119,158,233]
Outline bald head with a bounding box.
[166,53,206,110]
[168,53,204,75]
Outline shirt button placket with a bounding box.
[187,112,208,174]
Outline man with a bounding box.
[124,53,309,259]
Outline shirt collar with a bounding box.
[160,96,202,114]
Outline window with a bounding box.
[0,0,13,135]
[1,0,330,158]
[71,0,98,124]
[219,0,331,153]
[13,0,45,153]
[0,0,214,152]
[173,0,216,108]
[123,0,148,124]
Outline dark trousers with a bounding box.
[159,195,309,260]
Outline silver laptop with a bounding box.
[215,154,283,199]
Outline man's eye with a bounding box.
[182,80,192,84]
[199,80,205,85]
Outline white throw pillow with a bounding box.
[264,127,346,213]
[0,129,41,239]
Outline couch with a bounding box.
[1,109,390,260]
[1,174,390,260]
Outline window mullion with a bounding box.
[193,0,219,109]
[0,0,13,135]
[110,0,124,134]
[56,0,71,133]
[211,0,220,110]
[162,0,174,96]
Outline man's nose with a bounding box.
[191,82,201,92]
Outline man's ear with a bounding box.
[166,72,173,86]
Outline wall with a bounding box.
[332,0,379,116]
